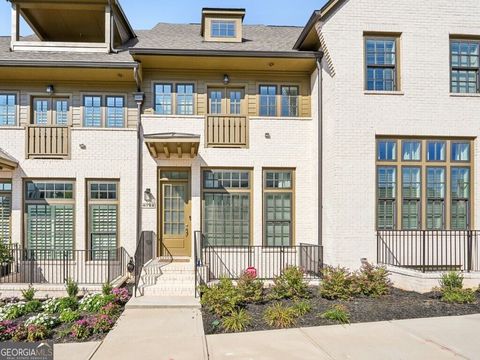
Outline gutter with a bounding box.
[316,54,323,248]
[129,48,321,59]
[0,60,139,69]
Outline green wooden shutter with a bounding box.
[90,204,117,259]
[0,194,11,244]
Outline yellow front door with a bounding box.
[160,177,191,257]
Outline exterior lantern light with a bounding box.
[223,74,230,85]
[144,188,153,202]
[127,257,135,273]
[46,85,54,95]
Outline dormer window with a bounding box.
[201,8,245,43]
[211,21,236,38]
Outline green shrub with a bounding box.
[439,272,464,291]
[319,266,357,300]
[263,303,297,328]
[200,278,243,317]
[270,266,309,300]
[0,303,26,320]
[292,299,312,317]
[66,278,79,298]
[59,309,80,323]
[26,324,50,342]
[221,309,252,332]
[441,288,476,304]
[24,300,42,314]
[320,304,350,324]
[21,286,36,301]
[102,282,113,296]
[79,294,115,313]
[56,296,78,312]
[354,263,391,297]
[237,272,263,303]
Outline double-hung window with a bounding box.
[83,96,102,127]
[365,37,398,91]
[154,84,173,115]
[106,96,124,128]
[0,181,12,244]
[88,181,119,260]
[259,85,277,116]
[25,181,74,259]
[202,170,251,246]
[451,40,479,93]
[281,86,299,117]
[176,84,194,115]
[263,170,294,246]
[0,94,16,126]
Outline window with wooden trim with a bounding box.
[83,95,102,127]
[88,181,118,260]
[211,20,236,38]
[0,181,12,244]
[0,94,16,126]
[32,97,69,125]
[259,85,277,116]
[202,169,251,246]
[365,37,398,91]
[281,86,299,117]
[451,40,479,93]
[376,138,473,230]
[176,84,194,115]
[25,180,75,258]
[106,96,124,128]
[154,84,173,115]
[207,87,245,115]
[263,170,294,246]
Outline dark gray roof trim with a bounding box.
[129,48,320,59]
[293,10,321,50]
[0,60,139,69]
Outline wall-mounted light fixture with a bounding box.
[46,85,54,95]
[79,144,86,150]
[265,133,271,139]
[144,188,154,202]
[223,74,230,85]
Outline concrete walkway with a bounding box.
[206,314,480,360]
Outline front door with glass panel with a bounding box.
[32,98,69,125]
[208,88,245,114]
[160,170,191,257]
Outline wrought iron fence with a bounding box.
[377,230,480,272]
[134,230,155,297]
[0,246,130,284]
[194,231,323,296]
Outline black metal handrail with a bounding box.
[0,246,130,285]
[377,230,479,272]
[134,230,155,297]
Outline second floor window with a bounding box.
[154,84,173,115]
[259,85,277,116]
[211,21,235,38]
[451,40,479,93]
[33,97,69,125]
[84,96,102,127]
[176,84,194,115]
[365,38,398,91]
[0,94,16,126]
[106,96,124,128]
[281,86,299,117]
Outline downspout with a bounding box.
[316,54,323,247]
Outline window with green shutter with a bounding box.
[88,181,118,259]
[263,170,294,246]
[0,181,12,244]
[451,168,470,230]
[377,167,396,229]
[426,168,445,229]
[202,170,251,246]
[402,167,421,229]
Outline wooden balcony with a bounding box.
[26,125,70,159]
[205,115,248,148]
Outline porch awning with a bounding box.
[144,132,200,159]
[0,149,18,171]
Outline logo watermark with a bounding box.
[0,341,53,360]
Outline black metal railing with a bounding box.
[0,246,130,284]
[377,230,480,272]
[134,230,155,297]
[194,231,323,296]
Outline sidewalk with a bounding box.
[206,314,480,360]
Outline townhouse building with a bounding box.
[0,0,479,295]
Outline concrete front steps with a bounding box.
[139,259,197,297]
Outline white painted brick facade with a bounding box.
[318,0,480,269]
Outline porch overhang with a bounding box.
[0,149,18,170]
[144,132,200,159]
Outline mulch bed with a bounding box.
[202,287,480,334]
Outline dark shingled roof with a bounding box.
[0,23,306,65]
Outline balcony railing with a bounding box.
[377,230,480,272]
[205,115,248,148]
[26,125,70,159]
